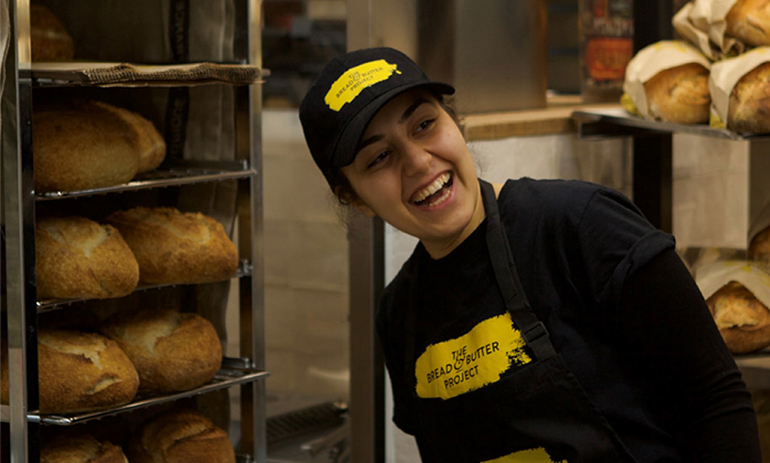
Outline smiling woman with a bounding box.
[298,47,762,463]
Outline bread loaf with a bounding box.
[41,432,128,463]
[643,62,711,124]
[104,207,238,285]
[30,4,74,61]
[706,281,770,354]
[726,0,770,47]
[100,308,222,393]
[1,329,140,414]
[35,216,139,300]
[33,100,140,192]
[93,102,166,173]
[128,409,236,463]
[749,223,770,263]
[727,62,770,133]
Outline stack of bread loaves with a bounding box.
[33,99,166,193]
[622,1,770,134]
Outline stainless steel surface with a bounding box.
[417,0,547,114]
[347,213,385,463]
[35,162,256,201]
[35,259,253,312]
[13,363,269,426]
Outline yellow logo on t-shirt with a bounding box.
[324,59,400,111]
[482,447,565,462]
[414,312,531,400]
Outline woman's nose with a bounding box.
[401,143,431,176]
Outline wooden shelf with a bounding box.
[460,95,619,141]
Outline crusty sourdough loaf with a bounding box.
[1,329,140,414]
[104,207,238,285]
[30,4,74,61]
[100,308,222,393]
[92,102,166,173]
[706,281,770,354]
[726,0,770,47]
[35,216,139,300]
[33,100,140,192]
[643,62,711,124]
[128,409,236,463]
[749,223,770,263]
[41,432,128,463]
[727,62,770,133]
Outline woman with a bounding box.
[299,47,761,463]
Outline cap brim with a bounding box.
[330,81,455,170]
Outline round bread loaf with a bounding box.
[643,62,710,124]
[728,62,770,134]
[93,102,167,173]
[30,4,75,61]
[35,216,139,300]
[100,308,222,393]
[1,329,140,414]
[104,207,238,285]
[706,281,770,354]
[727,0,770,47]
[33,100,140,192]
[749,224,770,264]
[41,432,128,463]
[128,409,236,463]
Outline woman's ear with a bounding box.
[351,200,377,218]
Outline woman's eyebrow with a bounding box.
[356,98,430,154]
[399,98,429,123]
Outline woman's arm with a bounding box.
[618,249,761,463]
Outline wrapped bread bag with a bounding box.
[696,260,770,353]
[673,0,752,60]
[709,46,770,133]
[622,40,712,124]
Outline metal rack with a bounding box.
[1,1,267,462]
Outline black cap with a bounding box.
[299,47,454,187]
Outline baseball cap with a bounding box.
[299,47,455,187]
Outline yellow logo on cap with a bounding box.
[325,59,400,111]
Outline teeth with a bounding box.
[413,173,451,204]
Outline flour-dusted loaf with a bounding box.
[1,329,140,414]
[41,432,128,463]
[128,409,236,463]
[30,4,74,61]
[727,0,770,47]
[104,207,238,285]
[100,308,222,393]
[706,281,770,354]
[35,216,139,300]
[93,102,167,173]
[643,62,711,124]
[727,62,770,133]
[33,100,140,192]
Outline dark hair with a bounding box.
[330,96,460,206]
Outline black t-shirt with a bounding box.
[376,178,758,462]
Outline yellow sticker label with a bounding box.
[324,59,400,111]
[482,447,565,463]
[415,312,531,400]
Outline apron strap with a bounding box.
[480,180,556,361]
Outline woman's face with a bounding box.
[341,89,484,258]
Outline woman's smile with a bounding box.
[410,172,453,207]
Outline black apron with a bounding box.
[403,180,640,463]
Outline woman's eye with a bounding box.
[416,118,435,133]
[366,150,390,170]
